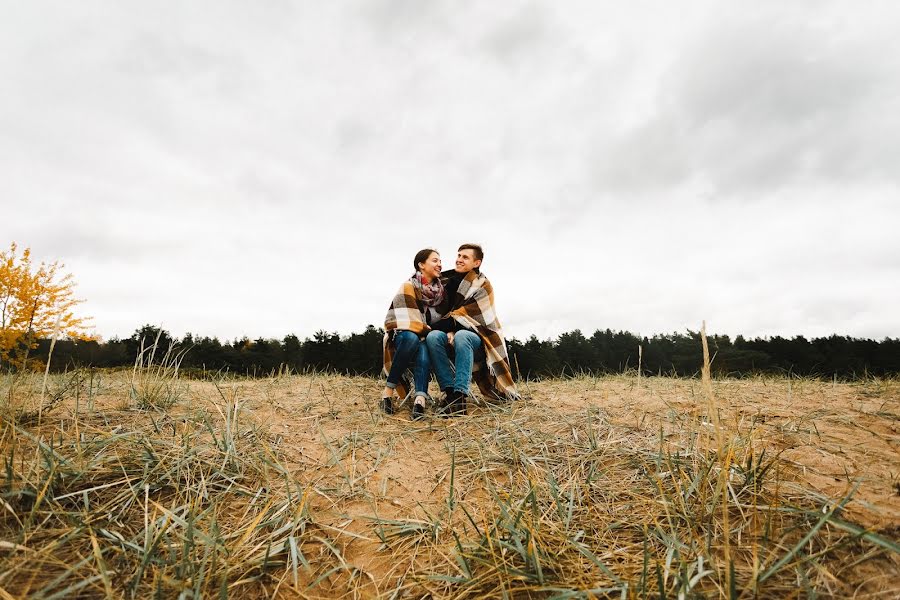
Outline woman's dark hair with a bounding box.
[413,248,440,271]
[413,248,439,272]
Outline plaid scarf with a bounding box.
[411,272,445,323]
[447,270,520,401]
[412,272,445,307]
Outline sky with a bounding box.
[2,1,899,343]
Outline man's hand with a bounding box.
[447,332,455,346]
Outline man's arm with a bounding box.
[431,317,461,333]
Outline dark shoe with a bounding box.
[448,393,467,417]
[438,390,458,418]
[441,390,467,417]
[411,402,425,420]
[381,397,394,415]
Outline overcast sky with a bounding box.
[3,1,899,343]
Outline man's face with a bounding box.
[455,249,482,273]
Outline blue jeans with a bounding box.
[425,329,483,394]
[385,330,431,398]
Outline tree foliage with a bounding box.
[28,322,900,382]
[0,242,93,369]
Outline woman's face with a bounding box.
[419,252,442,280]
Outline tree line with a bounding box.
[25,324,900,380]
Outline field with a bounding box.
[1,367,898,598]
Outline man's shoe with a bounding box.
[448,393,467,417]
[440,390,466,417]
[438,389,456,418]
[411,402,425,420]
[381,397,394,415]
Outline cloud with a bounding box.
[16,227,164,263]
[2,2,898,342]
[675,18,899,190]
[588,8,900,198]
[589,116,692,194]
[360,0,455,40]
[479,3,556,65]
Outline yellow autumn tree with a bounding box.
[0,242,94,370]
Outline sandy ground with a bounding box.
[191,373,900,595]
[233,374,900,529]
[15,372,898,597]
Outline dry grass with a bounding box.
[1,366,898,598]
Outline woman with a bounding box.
[382,248,446,419]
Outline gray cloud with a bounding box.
[116,31,236,83]
[589,9,900,198]
[361,0,455,39]
[589,117,691,194]
[479,3,556,65]
[675,20,898,190]
[334,117,378,153]
[17,227,165,263]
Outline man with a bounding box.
[426,243,519,416]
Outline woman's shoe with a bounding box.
[381,397,394,415]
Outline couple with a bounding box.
[381,243,519,420]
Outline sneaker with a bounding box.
[411,402,425,420]
[381,397,394,415]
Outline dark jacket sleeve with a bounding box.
[431,317,462,333]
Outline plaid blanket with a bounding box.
[382,280,429,400]
[447,270,520,401]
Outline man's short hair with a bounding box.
[458,243,484,262]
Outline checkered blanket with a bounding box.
[381,280,428,400]
[447,270,520,401]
